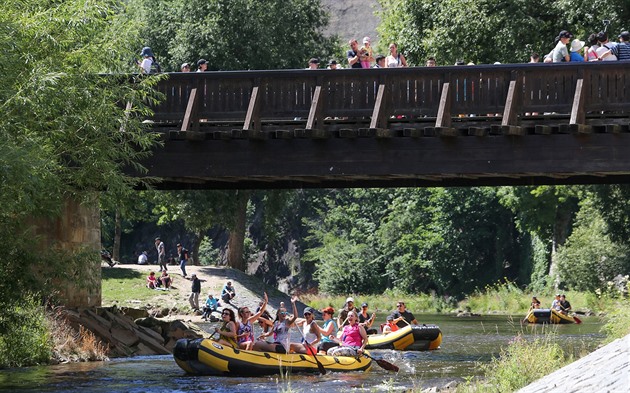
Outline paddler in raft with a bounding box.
[316,306,339,354]
[291,306,321,354]
[215,308,238,348]
[253,296,299,354]
[236,292,269,350]
[389,301,418,328]
[327,310,368,357]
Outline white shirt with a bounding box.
[138,253,148,265]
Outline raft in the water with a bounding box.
[365,324,442,351]
[173,338,373,376]
[524,308,577,324]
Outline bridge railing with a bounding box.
[151,62,630,134]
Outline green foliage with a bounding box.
[131,0,339,71]
[458,334,569,392]
[462,280,530,314]
[198,237,221,266]
[377,0,627,66]
[0,296,52,368]
[556,201,630,292]
[602,299,630,343]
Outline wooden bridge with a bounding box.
[139,62,630,189]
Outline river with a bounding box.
[0,314,604,392]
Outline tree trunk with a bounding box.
[192,231,203,265]
[227,190,251,271]
[548,205,573,288]
[113,209,122,261]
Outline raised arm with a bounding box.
[287,296,299,325]
[248,292,268,324]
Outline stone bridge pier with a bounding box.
[31,196,101,307]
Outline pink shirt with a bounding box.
[342,323,363,347]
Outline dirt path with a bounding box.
[104,263,309,323]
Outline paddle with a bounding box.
[362,353,399,372]
[572,314,582,324]
[296,323,326,375]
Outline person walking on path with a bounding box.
[188,274,205,310]
[176,243,189,277]
[155,237,167,272]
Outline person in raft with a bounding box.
[389,301,418,328]
[215,308,238,348]
[316,306,339,354]
[253,296,299,354]
[382,314,401,334]
[291,306,321,354]
[530,296,541,310]
[327,310,368,357]
[236,292,269,350]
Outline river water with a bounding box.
[0,314,604,392]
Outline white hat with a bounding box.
[362,36,371,43]
[346,297,354,303]
[570,39,585,52]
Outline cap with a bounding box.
[363,36,371,43]
[181,62,190,69]
[619,31,630,40]
[308,58,319,64]
[556,293,561,296]
[346,297,354,303]
[176,243,182,247]
[375,54,386,63]
[328,59,337,65]
[197,59,207,66]
[386,315,394,321]
[361,302,368,307]
[303,307,315,315]
[140,47,154,57]
[155,237,161,241]
[191,273,197,277]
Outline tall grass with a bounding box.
[457,334,570,392]
[0,296,52,368]
[48,308,109,363]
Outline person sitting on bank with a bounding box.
[316,306,339,354]
[559,294,572,315]
[291,307,321,354]
[137,250,148,265]
[253,296,299,354]
[221,281,236,304]
[390,301,418,327]
[236,292,269,351]
[530,296,541,310]
[327,310,368,357]
[202,294,219,320]
[146,271,158,289]
[214,308,238,348]
[382,315,401,334]
[358,302,378,334]
[159,270,172,289]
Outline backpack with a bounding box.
[150,59,162,73]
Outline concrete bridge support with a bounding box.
[31,196,101,307]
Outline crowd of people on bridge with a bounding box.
[136,26,629,75]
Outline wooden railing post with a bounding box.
[501,72,525,135]
[181,88,199,132]
[244,83,262,135]
[570,70,592,133]
[435,81,457,136]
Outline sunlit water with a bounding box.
[0,314,604,392]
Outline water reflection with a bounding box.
[0,314,604,392]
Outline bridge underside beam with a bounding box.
[136,130,630,189]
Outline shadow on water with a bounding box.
[0,314,606,392]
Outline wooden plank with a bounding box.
[370,83,388,129]
[570,78,591,133]
[435,82,452,128]
[306,85,324,130]
[501,78,521,127]
[181,88,199,131]
[243,85,261,131]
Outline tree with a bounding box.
[377,0,627,66]
[131,0,338,71]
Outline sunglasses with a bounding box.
[222,312,230,316]
[279,312,288,315]
[397,304,404,307]
[303,312,312,316]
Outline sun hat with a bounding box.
[346,297,354,303]
[570,39,585,52]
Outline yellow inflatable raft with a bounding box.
[365,324,442,351]
[524,308,576,324]
[173,338,373,376]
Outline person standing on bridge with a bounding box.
[155,237,167,272]
[552,30,572,62]
[196,59,208,72]
[176,243,189,277]
[347,39,363,69]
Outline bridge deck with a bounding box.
[138,62,630,189]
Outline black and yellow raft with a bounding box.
[524,308,576,324]
[365,324,442,351]
[173,338,372,376]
